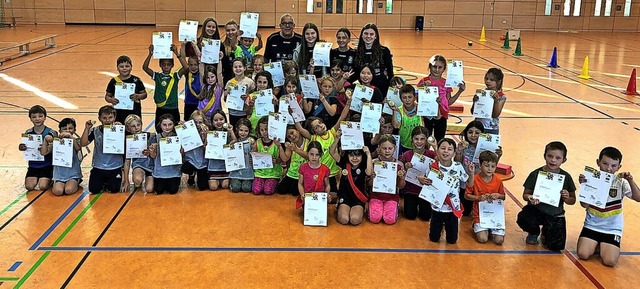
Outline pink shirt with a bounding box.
[298,163,330,193]
[418,76,453,119]
[399,149,437,195]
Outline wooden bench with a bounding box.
[1,16,22,27]
[0,34,57,64]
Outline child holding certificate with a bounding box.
[104,55,148,124]
[369,135,406,224]
[246,71,276,136]
[465,151,506,244]
[251,55,265,79]
[208,110,237,191]
[302,76,340,129]
[122,115,154,193]
[297,141,331,199]
[142,43,189,126]
[229,119,254,193]
[223,58,255,126]
[329,136,372,226]
[234,33,263,69]
[197,54,224,118]
[471,68,506,135]
[278,126,309,196]
[252,117,286,195]
[417,55,466,141]
[516,141,576,250]
[80,105,125,194]
[40,118,82,196]
[19,105,58,191]
[399,126,437,221]
[576,147,640,266]
[147,114,184,194]
[391,84,424,153]
[348,65,384,105]
[421,138,474,244]
[180,111,210,191]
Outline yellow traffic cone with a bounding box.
[479,26,486,42]
[579,56,591,80]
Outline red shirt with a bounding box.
[298,163,330,193]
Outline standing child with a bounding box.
[104,55,148,124]
[197,54,224,119]
[251,54,265,79]
[471,68,506,135]
[122,115,154,193]
[234,33,263,69]
[391,84,424,153]
[80,105,125,194]
[40,118,82,196]
[223,58,256,126]
[465,151,506,244]
[19,105,58,191]
[297,141,331,197]
[181,42,202,121]
[253,116,286,195]
[417,55,466,141]
[369,135,406,224]
[329,135,372,226]
[207,110,237,191]
[180,110,210,191]
[229,118,255,193]
[278,126,309,196]
[576,147,640,266]
[142,43,189,126]
[147,114,183,195]
[421,138,474,244]
[516,141,576,251]
[400,126,437,221]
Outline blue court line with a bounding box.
[28,191,88,250]
[37,246,562,255]
[7,261,21,272]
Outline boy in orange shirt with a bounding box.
[465,151,506,244]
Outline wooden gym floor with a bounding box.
[1,25,639,288]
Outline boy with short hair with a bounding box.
[18,105,58,191]
[391,84,424,153]
[40,118,82,196]
[234,33,263,68]
[516,141,577,251]
[142,43,189,126]
[80,105,125,194]
[577,146,640,266]
[104,55,148,125]
[465,151,506,244]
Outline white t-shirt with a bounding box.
[583,177,632,236]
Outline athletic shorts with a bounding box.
[579,227,621,248]
[26,166,53,179]
[473,222,506,236]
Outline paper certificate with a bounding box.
[382,87,402,115]
[479,200,506,229]
[279,93,305,123]
[340,121,364,150]
[264,62,285,86]
[178,20,198,42]
[253,89,275,117]
[300,75,320,99]
[418,167,455,208]
[126,133,147,159]
[360,102,382,133]
[473,89,494,119]
[405,153,435,185]
[350,84,374,113]
[152,32,173,59]
[405,168,425,186]
[373,161,398,194]
[304,192,328,226]
[251,152,274,170]
[417,87,439,117]
[473,133,501,163]
[113,82,135,110]
[226,84,247,111]
[175,120,204,152]
[21,134,44,161]
[578,166,614,209]
[392,135,400,160]
[445,60,464,88]
[312,42,333,67]
[278,98,294,125]
[159,136,182,166]
[205,131,227,160]
[103,125,125,154]
[52,138,74,168]
[239,12,259,38]
[268,113,288,143]
[532,171,565,207]
[201,39,221,64]
[223,142,246,172]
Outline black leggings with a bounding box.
[423,117,447,141]
[181,162,208,191]
[183,103,198,121]
[403,194,432,221]
[278,175,300,196]
[154,177,180,195]
[429,211,459,244]
[517,205,567,251]
[88,167,122,194]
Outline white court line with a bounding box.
[0,73,78,109]
[98,71,185,99]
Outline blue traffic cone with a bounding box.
[548,47,559,68]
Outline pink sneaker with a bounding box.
[383,200,398,225]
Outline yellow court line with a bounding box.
[0,73,78,109]
[454,100,534,117]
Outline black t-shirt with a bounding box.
[523,167,577,217]
[264,32,303,63]
[330,47,356,73]
[338,157,368,200]
[354,46,394,96]
[105,74,146,123]
[306,94,340,129]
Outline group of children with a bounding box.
[16,25,640,267]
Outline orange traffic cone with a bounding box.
[578,56,591,80]
[622,68,639,96]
